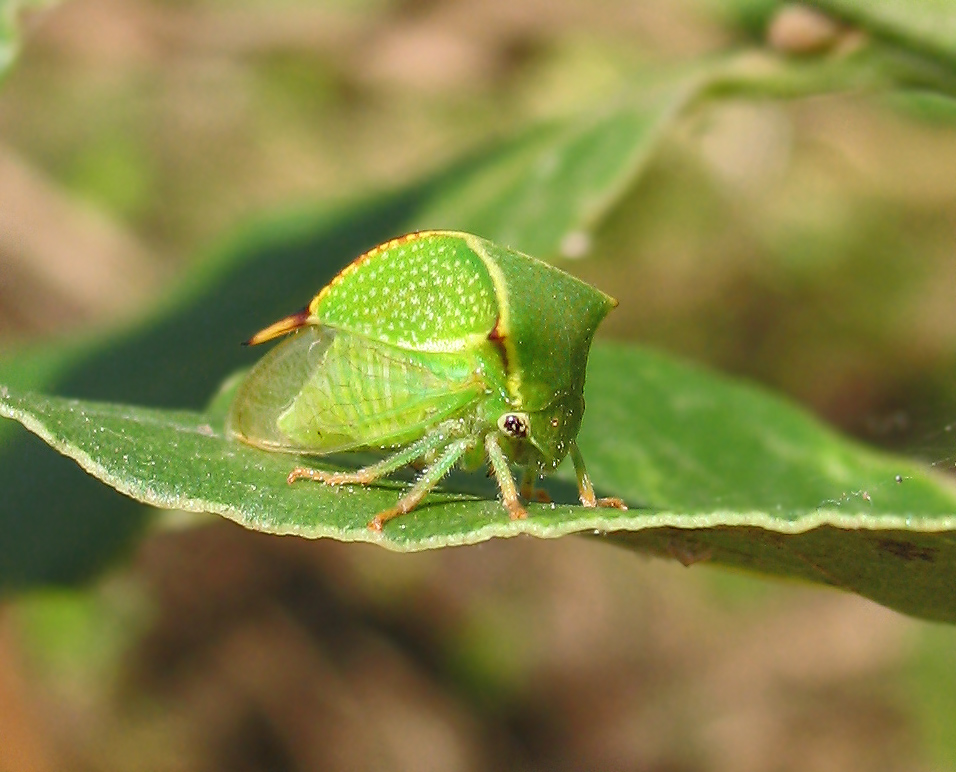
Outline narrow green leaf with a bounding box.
[4,341,956,623]
[808,0,956,69]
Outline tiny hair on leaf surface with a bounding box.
[4,341,956,624]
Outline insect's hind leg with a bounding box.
[287,420,460,486]
[368,437,474,531]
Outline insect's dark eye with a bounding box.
[498,412,529,439]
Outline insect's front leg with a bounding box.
[569,441,627,510]
[484,432,528,521]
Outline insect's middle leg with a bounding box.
[520,469,551,504]
[287,421,459,486]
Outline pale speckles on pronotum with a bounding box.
[321,233,496,348]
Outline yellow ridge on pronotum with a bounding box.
[246,231,446,346]
[309,230,443,314]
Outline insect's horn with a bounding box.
[242,307,311,346]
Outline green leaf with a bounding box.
[0,78,702,589]
[807,0,956,70]
[4,340,956,624]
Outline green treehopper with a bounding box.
[228,230,625,530]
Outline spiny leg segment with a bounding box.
[287,420,460,486]
[570,441,627,510]
[368,437,474,531]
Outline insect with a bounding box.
[227,230,626,531]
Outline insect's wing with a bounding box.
[280,328,485,451]
[228,326,484,454]
[228,326,334,451]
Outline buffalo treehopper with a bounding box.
[227,230,625,531]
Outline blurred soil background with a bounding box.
[3,0,956,770]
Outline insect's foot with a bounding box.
[520,482,551,503]
[288,467,370,486]
[287,466,329,484]
[287,467,311,484]
[506,502,529,521]
[368,497,408,531]
[367,505,404,531]
[595,496,627,510]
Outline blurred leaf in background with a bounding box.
[1,0,50,77]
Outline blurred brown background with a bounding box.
[3,0,956,770]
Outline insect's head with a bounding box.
[495,392,583,471]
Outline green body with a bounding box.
[228,231,617,524]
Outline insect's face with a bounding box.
[495,392,583,471]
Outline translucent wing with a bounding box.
[227,326,484,454]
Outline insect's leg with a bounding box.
[288,421,458,486]
[368,437,473,531]
[485,432,528,521]
[570,441,627,510]
[519,469,551,503]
